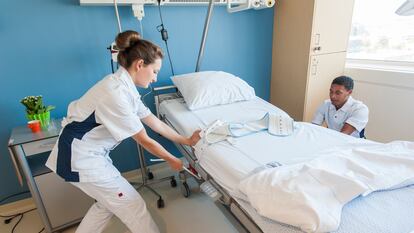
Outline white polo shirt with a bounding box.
[311,96,369,138]
[46,67,151,182]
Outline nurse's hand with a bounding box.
[188,130,202,146]
[168,157,183,171]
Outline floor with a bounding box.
[0,167,246,233]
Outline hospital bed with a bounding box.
[153,85,414,233]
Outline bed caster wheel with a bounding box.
[181,182,191,198]
[157,198,165,208]
[147,171,154,180]
[170,178,177,187]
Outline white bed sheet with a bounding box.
[159,97,414,233]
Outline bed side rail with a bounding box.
[153,85,181,119]
[153,85,178,94]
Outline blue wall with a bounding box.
[0,0,274,202]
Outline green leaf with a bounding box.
[21,95,54,114]
[45,105,55,112]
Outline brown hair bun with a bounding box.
[115,30,141,51]
[115,30,163,68]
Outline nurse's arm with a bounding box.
[132,128,183,171]
[141,114,200,146]
[340,123,356,135]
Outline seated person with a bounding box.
[312,76,369,138]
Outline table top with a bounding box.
[8,119,62,146]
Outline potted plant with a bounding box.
[20,95,55,129]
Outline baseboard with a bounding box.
[0,162,172,216]
[0,198,36,216]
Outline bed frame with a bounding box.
[153,85,264,233]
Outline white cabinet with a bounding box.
[34,173,94,229]
[270,0,355,121]
[303,52,347,121]
[311,0,355,55]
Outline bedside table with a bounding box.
[8,119,94,233]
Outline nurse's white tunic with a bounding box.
[46,67,151,182]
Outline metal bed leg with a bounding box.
[179,170,191,198]
[130,144,177,209]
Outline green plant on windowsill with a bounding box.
[20,95,55,129]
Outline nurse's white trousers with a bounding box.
[72,176,159,233]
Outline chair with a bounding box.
[359,128,366,139]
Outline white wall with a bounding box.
[345,67,414,142]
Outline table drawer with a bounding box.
[22,137,58,156]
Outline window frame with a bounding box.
[346,58,414,73]
[346,0,414,71]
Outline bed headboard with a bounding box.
[153,85,181,119]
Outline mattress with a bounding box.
[159,96,414,233]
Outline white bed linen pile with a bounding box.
[238,141,414,233]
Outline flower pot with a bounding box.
[27,111,50,130]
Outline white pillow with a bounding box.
[171,71,256,110]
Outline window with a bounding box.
[347,0,414,63]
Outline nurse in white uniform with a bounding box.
[45,30,200,233]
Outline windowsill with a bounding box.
[344,59,414,89]
[346,59,414,74]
